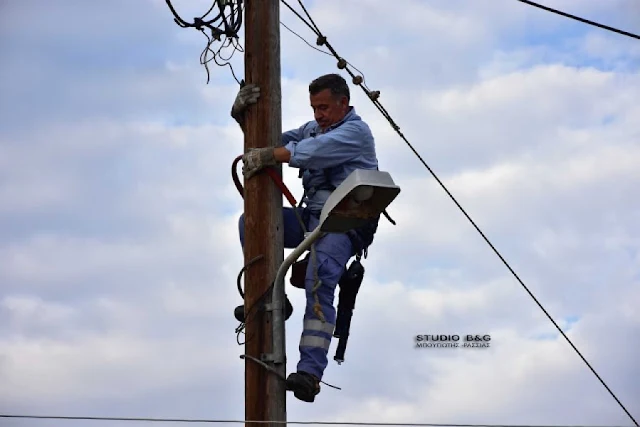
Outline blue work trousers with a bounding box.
[238,207,353,380]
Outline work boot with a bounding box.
[233,295,293,323]
[286,371,320,402]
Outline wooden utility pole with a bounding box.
[242,1,285,427]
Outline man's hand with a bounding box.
[242,147,276,179]
[231,82,260,127]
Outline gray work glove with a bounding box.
[242,147,276,179]
[231,81,261,125]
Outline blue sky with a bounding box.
[1,0,640,426]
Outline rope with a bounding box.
[0,414,631,426]
[232,154,333,388]
[232,154,326,321]
[310,243,325,322]
[280,2,639,426]
[233,144,339,394]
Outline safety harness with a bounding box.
[290,166,396,364]
[232,129,397,365]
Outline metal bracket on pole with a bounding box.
[260,353,276,363]
[264,301,283,312]
[262,298,282,363]
[271,227,325,367]
[262,301,282,363]
[241,354,287,381]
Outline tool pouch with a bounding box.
[290,253,309,289]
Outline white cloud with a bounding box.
[1,0,639,425]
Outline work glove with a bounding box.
[231,81,261,125]
[242,147,276,179]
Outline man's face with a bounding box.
[310,88,348,130]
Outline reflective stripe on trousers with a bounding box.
[299,319,334,349]
[297,214,353,380]
[238,208,353,381]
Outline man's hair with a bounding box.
[309,73,350,102]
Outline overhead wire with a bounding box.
[280,21,369,88]
[7,3,636,427]
[165,0,244,84]
[280,1,639,426]
[0,414,633,426]
[516,0,640,40]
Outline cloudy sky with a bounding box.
[1,0,639,426]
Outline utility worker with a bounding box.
[232,73,379,403]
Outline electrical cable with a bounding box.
[516,0,640,40]
[6,3,634,427]
[280,21,369,87]
[164,0,245,83]
[235,278,274,346]
[230,155,343,388]
[0,414,632,426]
[231,159,310,347]
[280,2,639,426]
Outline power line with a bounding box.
[516,0,640,40]
[163,0,245,84]
[0,414,633,427]
[280,1,639,426]
[6,4,635,427]
[279,21,369,87]
[282,21,328,55]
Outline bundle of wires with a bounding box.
[164,0,244,83]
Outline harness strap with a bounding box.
[302,166,395,259]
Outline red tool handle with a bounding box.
[232,154,298,207]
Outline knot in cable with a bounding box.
[316,35,327,46]
[352,75,363,85]
[337,58,347,69]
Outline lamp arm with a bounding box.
[271,226,325,364]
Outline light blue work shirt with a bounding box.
[281,106,378,214]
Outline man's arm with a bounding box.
[280,122,372,169]
[231,83,310,147]
[238,125,301,179]
[274,146,292,163]
[280,124,306,147]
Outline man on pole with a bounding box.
[233,73,380,403]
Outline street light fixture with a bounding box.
[265,168,401,365]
